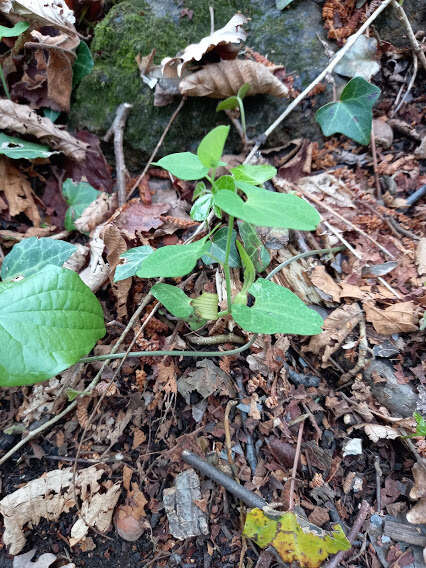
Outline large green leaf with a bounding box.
[155,152,209,180]
[316,77,380,145]
[232,278,323,335]
[114,246,154,282]
[136,237,209,278]
[237,220,270,272]
[214,182,320,230]
[62,178,99,231]
[0,132,56,159]
[231,164,276,185]
[0,265,105,387]
[0,21,29,38]
[202,227,240,267]
[72,40,94,87]
[151,283,194,319]
[197,125,230,169]
[1,237,76,281]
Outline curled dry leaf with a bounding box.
[74,192,118,234]
[0,0,76,32]
[13,549,75,568]
[102,223,131,319]
[179,59,289,99]
[0,157,40,226]
[79,225,109,292]
[363,424,400,443]
[310,265,341,302]
[416,238,426,277]
[162,13,248,77]
[0,100,88,161]
[0,465,120,555]
[363,301,418,335]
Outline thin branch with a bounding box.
[391,0,426,71]
[288,419,305,511]
[244,0,394,163]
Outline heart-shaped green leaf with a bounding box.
[1,237,77,281]
[316,77,380,145]
[155,152,209,180]
[197,125,230,169]
[0,132,56,159]
[0,265,105,387]
[151,283,194,319]
[136,237,209,278]
[202,227,240,267]
[237,221,270,272]
[215,182,320,230]
[232,278,323,335]
[231,164,277,185]
[62,178,99,231]
[114,246,154,282]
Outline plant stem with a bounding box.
[223,214,235,314]
[237,97,246,143]
[0,66,11,100]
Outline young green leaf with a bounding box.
[233,241,255,306]
[216,96,239,112]
[1,237,76,281]
[0,265,105,387]
[151,283,194,319]
[190,194,213,221]
[191,292,219,321]
[215,182,320,230]
[43,108,61,122]
[413,412,426,437]
[197,125,230,169]
[232,278,323,335]
[316,76,380,145]
[231,164,276,185]
[72,40,94,88]
[214,174,236,192]
[202,227,240,267]
[155,152,209,180]
[136,237,209,278]
[237,220,270,272]
[62,178,99,231]
[0,21,29,38]
[237,83,251,99]
[0,132,56,159]
[114,246,154,282]
[193,181,208,200]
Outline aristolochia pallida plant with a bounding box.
[0,126,342,388]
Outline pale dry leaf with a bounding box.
[0,100,88,161]
[407,497,426,525]
[114,484,148,542]
[178,359,236,403]
[179,59,289,99]
[122,465,133,491]
[0,157,40,226]
[132,428,146,450]
[410,462,426,501]
[310,265,341,302]
[0,465,119,555]
[0,0,76,31]
[79,225,109,292]
[13,549,75,568]
[75,193,118,234]
[63,243,89,272]
[102,223,130,319]
[364,301,418,335]
[162,13,248,77]
[363,424,400,443]
[416,238,426,277]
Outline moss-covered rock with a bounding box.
[375,0,426,48]
[70,0,333,164]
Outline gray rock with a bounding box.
[375,0,426,48]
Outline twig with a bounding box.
[182,450,267,509]
[288,419,305,511]
[339,313,368,382]
[377,276,401,299]
[127,97,186,198]
[392,52,418,116]
[322,221,362,259]
[104,102,133,206]
[188,333,246,345]
[224,400,239,477]
[322,500,371,568]
[209,5,215,34]
[385,215,421,241]
[374,456,382,513]
[391,0,426,71]
[236,375,257,475]
[244,0,394,163]
[370,121,382,200]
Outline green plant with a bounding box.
[216,83,250,143]
[0,22,29,99]
[116,125,323,335]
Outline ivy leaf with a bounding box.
[136,237,209,278]
[244,508,350,568]
[237,220,270,272]
[62,178,99,231]
[72,40,94,88]
[232,278,323,334]
[0,132,56,159]
[215,182,320,230]
[155,152,209,180]
[114,246,154,282]
[0,265,105,387]
[0,21,29,38]
[197,125,230,169]
[316,77,380,145]
[1,237,76,281]
[151,283,194,319]
[202,227,240,267]
[231,164,276,185]
[190,194,213,221]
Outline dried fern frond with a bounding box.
[179,59,289,99]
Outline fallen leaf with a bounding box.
[75,192,117,234]
[13,549,75,568]
[406,498,426,525]
[363,424,400,443]
[177,359,236,403]
[243,508,350,568]
[114,482,148,542]
[410,462,426,501]
[364,301,418,335]
[0,0,76,32]
[102,223,130,318]
[179,59,289,99]
[78,225,109,292]
[310,265,341,302]
[114,198,169,238]
[416,238,426,277]
[132,427,146,449]
[0,157,40,226]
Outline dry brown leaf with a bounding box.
[310,265,341,302]
[162,13,248,77]
[0,465,120,555]
[75,193,117,234]
[179,59,289,99]
[102,223,130,318]
[122,465,133,492]
[114,198,169,238]
[304,303,362,365]
[410,463,426,501]
[363,424,400,443]
[0,157,40,226]
[113,483,148,542]
[0,100,88,161]
[339,282,363,299]
[406,498,426,525]
[12,549,75,568]
[0,0,76,32]
[132,427,146,450]
[79,225,109,292]
[364,301,418,335]
[45,49,73,111]
[416,238,426,277]
[178,359,236,403]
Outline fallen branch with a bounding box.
[391,0,426,72]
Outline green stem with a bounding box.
[237,97,246,142]
[80,246,344,365]
[223,214,234,314]
[0,66,11,100]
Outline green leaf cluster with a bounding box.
[62,178,99,231]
